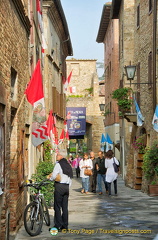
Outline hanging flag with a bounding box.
[69,86,76,93]
[46,110,53,137]
[152,105,158,132]
[105,133,113,152]
[46,110,55,146]
[63,80,69,93]
[67,70,73,84]
[101,133,106,144]
[134,98,144,126]
[46,110,59,148]
[36,0,43,33]
[64,120,70,147]
[100,134,106,151]
[58,129,65,145]
[63,70,73,93]
[25,60,44,105]
[25,60,47,146]
[42,33,47,54]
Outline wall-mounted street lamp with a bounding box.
[124,63,153,85]
[99,104,105,112]
[124,65,137,81]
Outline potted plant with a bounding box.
[132,134,146,155]
[112,87,133,115]
[142,141,158,196]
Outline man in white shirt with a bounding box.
[48,149,73,231]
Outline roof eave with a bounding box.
[54,0,73,56]
[110,0,122,19]
[96,3,111,43]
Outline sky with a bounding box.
[60,0,110,76]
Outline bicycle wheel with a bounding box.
[24,202,43,236]
[42,199,50,226]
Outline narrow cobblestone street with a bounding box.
[13,172,158,240]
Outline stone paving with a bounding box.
[12,173,158,240]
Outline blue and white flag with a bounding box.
[134,98,144,126]
[105,133,113,152]
[101,133,106,144]
[100,133,106,151]
[152,105,158,132]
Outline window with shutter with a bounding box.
[137,4,140,28]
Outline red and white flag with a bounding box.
[64,120,70,147]
[42,33,47,55]
[63,70,73,93]
[63,80,69,93]
[36,0,43,33]
[69,86,76,93]
[46,110,59,148]
[67,70,73,84]
[25,60,48,146]
[46,110,55,144]
[58,129,65,145]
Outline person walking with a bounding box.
[48,149,73,231]
[96,151,108,195]
[79,153,93,194]
[68,153,73,166]
[89,151,97,193]
[73,154,81,178]
[105,150,119,196]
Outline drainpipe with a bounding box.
[153,0,157,110]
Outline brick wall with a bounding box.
[0,0,30,238]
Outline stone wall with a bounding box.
[66,59,105,155]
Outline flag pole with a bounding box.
[11,95,26,127]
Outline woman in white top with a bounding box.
[105,150,119,196]
[79,153,93,194]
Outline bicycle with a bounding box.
[24,179,51,236]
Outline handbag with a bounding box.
[84,168,93,176]
[54,173,61,182]
[113,158,119,173]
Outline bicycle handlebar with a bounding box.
[24,179,51,189]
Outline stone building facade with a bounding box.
[66,59,105,155]
[96,2,120,161]
[0,0,72,239]
[0,0,30,239]
[111,0,158,191]
[42,0,73,161]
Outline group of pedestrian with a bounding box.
[47,148,119,232]
[69,150,119,196]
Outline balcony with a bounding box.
[121,101,137,124]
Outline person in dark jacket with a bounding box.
[48,149,73,231]
[89,151,97,193]
[96,151,108,195]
